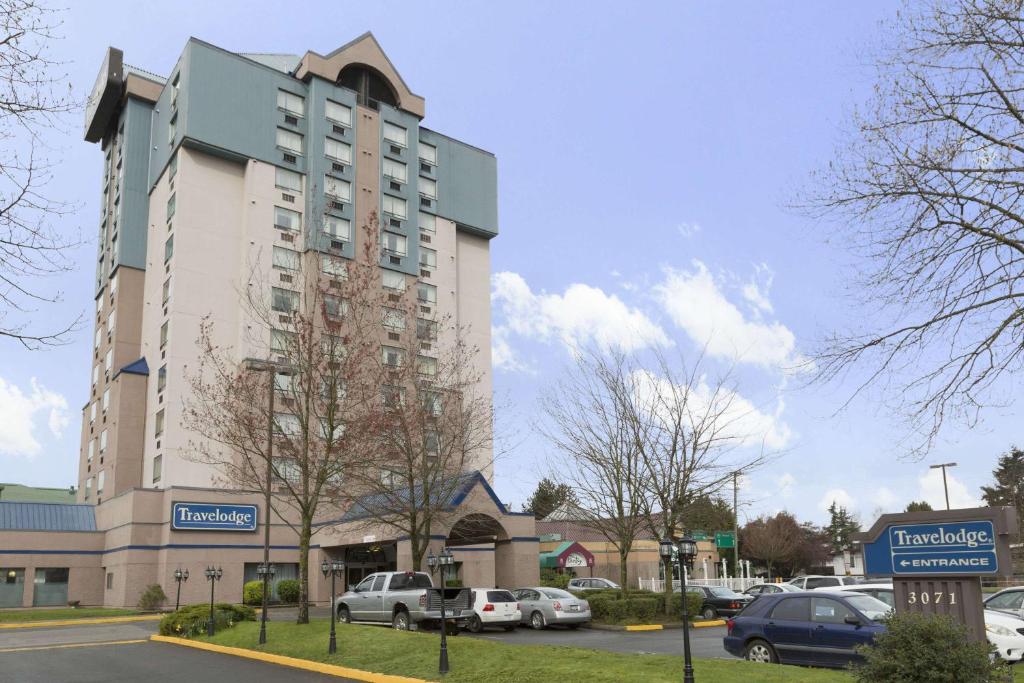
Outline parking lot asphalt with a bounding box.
[465,624,731,660]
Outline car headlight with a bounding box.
[986,624,1016,638]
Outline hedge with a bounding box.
[276,579,301,604]
[158,603,255,638]
[586,590,703,624]
[242,580,263,606]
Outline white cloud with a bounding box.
[0,377,69,458]
[491,272,671,365]
[871,487,899,512]
[918,469,980,510]
[678,222,702,238]
[776,472,796,498]
[653,261,805,371]
[819,488,856,515]
[742,264,775,316]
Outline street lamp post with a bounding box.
[427,547,455,675]
[321,558,345,654]
[256,563,276,644]
[205,566,223,637]
[173,568,189,611]
[930,462,958,510]
[661,537,697,683]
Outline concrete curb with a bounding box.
[149,635,428,683]
[693,619,726,628]
[0,614,162,630]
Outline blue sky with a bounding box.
[1,1,1018,526]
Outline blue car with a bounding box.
[723,591,890,668]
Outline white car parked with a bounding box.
[816,582,1024,662]
[465,588,522,633]
[788,575,866,590]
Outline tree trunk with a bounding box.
[296,516,312,624]
[618,551,629,595]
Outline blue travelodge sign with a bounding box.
[862,518,1001,576]
[171,502,258,532]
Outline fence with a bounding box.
[638,577,761,592]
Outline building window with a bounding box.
[324,175,351,202]
[382,345,404,367]
[104,348,113,374]
[323,216,351,241]
[277,89,305,117]
[271,329,295,354]
[155,409,165,437]
[324,294,348,320]
[166,193,176,221]
[275,168,302,192]
[106,572,113,590]
[383,158,407,183]
[169,152,178,179]
[94,327,101,350]
[97,470,105,492]
[107,310,116,334]
[164,235,174,262]
[421,389,442,416]
[85,478,92,499]
[382,385,405,409]
[381,232,407,257]
[381,194,407,219]
[383,121,407,147]
[321,255,347,278]
[325,100,352,126]
[171,72,180,106]
[272,287,299,313]
[419,141,437,165]
[424,429,440,457]
[102,388,110,412]
[419,177,437,199]
[417,318,438,341]
[275,206,301,231]
[157,365,167,392]
[383,270,406,292]
[419,212,436,233]
[92,364,99,386]
[418,355,437,377]
[419,247,437,269]
[87,439,95,462]
[382,307,405,330]
[160,321,169,348]
[321,334,345,360]
[272,246,300,271]
[417,283,437,304]
[168,114,176,144]
[110,272,119,295]
[152,455,162,483]
[99,430,108,453]
[273,413,300,436]
[162,278,171,304]
[324,138,352,164]
[276,128,303,155]
[89,401,97,424]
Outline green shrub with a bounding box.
[137,584,167,611]
[627,597,658,622]
[445,579,463,588]
[854,612,1005,683]
[276,579,301,604]
[242,580,263,606]
[539,569,571,590]
[158,603,255,639]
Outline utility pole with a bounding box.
[733,471,739,581]
[930,463,958,510]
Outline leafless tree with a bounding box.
[0,1,79,348]
[801,0,1024,456]
[183,215,384,623]
[741,513,803,579]
[538,350,648,591]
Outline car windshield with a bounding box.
[541,589,574,599]
[709,587,743,598]
[845,594,891,621]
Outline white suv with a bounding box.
[788,575,866,590]
[466,588,521,633]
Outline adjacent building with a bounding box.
[0,33,537,608]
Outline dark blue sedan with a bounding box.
[723,591,890,668]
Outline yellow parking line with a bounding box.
[693,619,726,628]
[0,639,147,654]
[0,615,162,630]
[151,635,427,682]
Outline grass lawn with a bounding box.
[203,620,855,682]
[0,607,141,623]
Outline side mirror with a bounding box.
[844,615,862,626]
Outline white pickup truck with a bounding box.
[334,570,471,631]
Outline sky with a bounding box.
[0,0,1018,527]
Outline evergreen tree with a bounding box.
[905,500,933,512]
[524,478,578,519]
[825,501,861,555]
[981,447,1024,537]
[680,494,735,534]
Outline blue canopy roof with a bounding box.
[0,501,97,532]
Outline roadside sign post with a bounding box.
[857,507,1017,643]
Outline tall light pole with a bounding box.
[732,470,740,583]
[427,547,455,675]
[321,558,345,654]
[205,566,223,636]
[173,567,189,611]
[245,358,293,645]
[930,462,958,510]
[661,537,697,683]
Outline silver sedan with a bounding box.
[512,587,592,630]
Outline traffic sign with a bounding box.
[715,531,735,549]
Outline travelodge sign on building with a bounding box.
[171,502,259,532]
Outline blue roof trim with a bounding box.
[118,357,149,377]
[334,470,509,524]
[0,502,96,532]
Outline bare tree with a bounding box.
[802,0,1024,455]
[0,1,79,348]
[344,289,495,572]
[741,513,803,579]
[184,215,384,623]
[539,350,648,591]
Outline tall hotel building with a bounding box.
[0,34,537,608]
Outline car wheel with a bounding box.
[530,611,546,630]
[744,639,777,664]
[336,605,351,624]
[392,610,410,631]
[467,615,483,634]
[702,606,718,620]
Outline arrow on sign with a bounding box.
[900,561,910,567]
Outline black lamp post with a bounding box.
[321,558,345,654]
[661,537,697,683]
[427,547,455,675]
[173,568,189,611]
[205,565,223,637]
[256,563,276,644]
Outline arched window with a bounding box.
[337,65,398,109]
